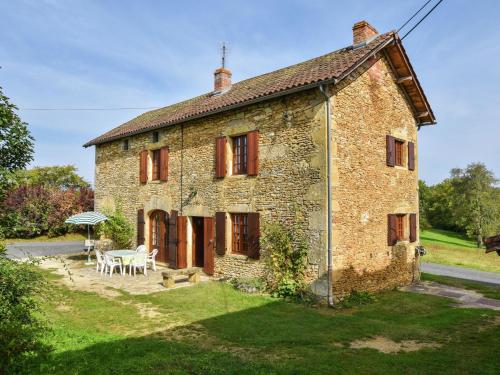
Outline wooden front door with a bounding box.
[149,210,168,263]
[203,217,215,275]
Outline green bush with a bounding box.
[96,207,134,249]
[261,221,309,299]
[338,290,376,309]
[0,257,51,373]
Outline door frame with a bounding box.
[149,209,168,264]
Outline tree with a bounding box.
[0,86,34,196]
[451,163,499,247]
[15,165,90,189]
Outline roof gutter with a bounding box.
[319,83,335,308]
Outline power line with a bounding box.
[397,0,434,33]
[401,0,445,40]
[18,106,162,111]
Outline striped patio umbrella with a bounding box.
[65,211,108,264]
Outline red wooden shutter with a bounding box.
[247,212,260,259]
[203,217,215,275]
[168,210,178,268]
[388,214,397,246]
[177,216,188,269]
[247,130,259,176]
[215,212,226,255]
[386,135,395,167]
[409,213,417,242]
[408,142,415,171]
[137,209,145,245]
[160,146,169,181]
[139,150,148,183]
[215,136,227,178]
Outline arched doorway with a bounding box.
[149,210,168,263]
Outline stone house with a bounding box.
[84,21,435,299]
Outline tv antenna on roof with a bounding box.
[220,42,229,68]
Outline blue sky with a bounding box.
[1,0,499,185]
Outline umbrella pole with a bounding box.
[86,224,92,264]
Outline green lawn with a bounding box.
[25,270,500,374]
[421,229,500,273]
[6,232,87,244]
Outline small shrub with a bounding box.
[0,257,51,373]
[261,221,309,299]
[230,277,266,294]
[338,290,376,309]
[96,206,134,249]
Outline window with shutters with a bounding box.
[395,140,404,167]
[396,214,405,240]
[232,135,248,175]
[231,213,248,255]
[151,149,161,181]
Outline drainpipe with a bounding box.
[319,84,334,307]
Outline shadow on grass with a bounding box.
[25,290,500,375]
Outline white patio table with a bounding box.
[106,250,137,274]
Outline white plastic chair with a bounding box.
[103,253,123,277]
[146,249,158,271]
[130,252,147,276]
[95,249,104,273]
[136,245,147,253]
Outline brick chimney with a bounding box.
[214,67,232,92]
[352,20,378,45]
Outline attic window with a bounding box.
[152,131,159,143]
[123,139,129,151]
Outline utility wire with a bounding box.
[401,0,445,40]
[397,0,434,33]
[18,106,162,111]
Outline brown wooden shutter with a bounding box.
[137,209,145,245]
[409,213,417,242]
[168,210,178,268]
[215,136,227,178]
[215,212,226,255]
[247,130,259,176]
[177,216,188,269]
[203,217,215,275]
[386,135,395,167]
[247,212,260,259]
[160,146,169,181]
[408,142,415,171]
[139,150,148,183]
[388,214,397,246]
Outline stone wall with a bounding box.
[94,88,328,280]
[329,56,420,296]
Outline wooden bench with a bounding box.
[162,267,202,288]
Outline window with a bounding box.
[123,139,129,151]
[232,135,247,175]
[231,213,248,254]
[152,149,161,180]
[151,211,161,248]
[396,214,405,240]
[395,140,404,167]
[152,131,159,143]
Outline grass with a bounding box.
[421,229,500,273]
[25,269,500,374]
[6,232,87,244]
[422,273,500,300]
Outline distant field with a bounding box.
[421,229,500,273]
[6,232,87,244]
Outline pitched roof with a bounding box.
[84,31,434,147]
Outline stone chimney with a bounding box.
[214,67,232,92]
[352,20,378,45]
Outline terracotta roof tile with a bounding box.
[84,32,396,147]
